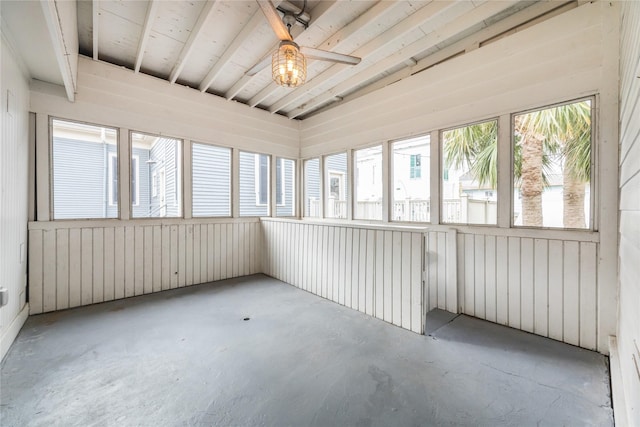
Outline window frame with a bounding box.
[49,116,120,220]
[303,157,321,218]
[254,153,271,207]
[510,96,596,231]
[274,156,296,217]
[191,141,232,218]
[439,117,500,227]
[353,144,383,221]
[131,155,140,207]
[129,129,183,219]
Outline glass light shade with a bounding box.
[272,42,306,88]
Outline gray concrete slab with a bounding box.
[425,309,459,336]
[1,275,613,426]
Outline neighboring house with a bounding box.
[238,151,295,217]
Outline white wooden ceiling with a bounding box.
[20,0,578,120]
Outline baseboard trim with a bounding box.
[609,336,629,426]
[1,303,29,362]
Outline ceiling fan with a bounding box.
[247,0,361,88]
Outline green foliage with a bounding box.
[443,121,498,188]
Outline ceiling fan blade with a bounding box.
[300,47,361,66]
[246,55,272,76]
[256,0,292,42]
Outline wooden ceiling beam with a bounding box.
[198,9,265,93]
[169,0,219,84]
[134,0,158,73]
[92,0,99,60]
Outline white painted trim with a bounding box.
[29,217,260,231]
[36,114,50,221]
[1,303,29,362]
[255,153,270,207]
[131,155,140,207]
[183,140,192,220]
[119,128,130,220]
[609,336,629,427]
[40,0,76,102]
[108,152,117,206]
[497,114,511,228]
[430,130,440,225]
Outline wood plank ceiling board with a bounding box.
[176,1,259,88]
[93,0,149,68]
[76,0,93,57]
[140,0,206,79]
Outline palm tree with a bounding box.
[443,100,591,228]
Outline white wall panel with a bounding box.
[617,2,640,424]
[0,34,31,361]
[28,219,262,314]
[455,232,599,350]
[262,219,425,334]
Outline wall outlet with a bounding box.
[0,288,8,306]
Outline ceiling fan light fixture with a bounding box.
[272,41,306,88]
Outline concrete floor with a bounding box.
[1,275,613,426]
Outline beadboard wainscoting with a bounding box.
[262,219,425,334]
[28,219,262,314]
[455,231,599,350]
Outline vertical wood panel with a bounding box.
[56,229,69,310]
[323,226,330,299]
[133,226,143,296]
[548,240,564,341]
[533,239,549,337]
[200,224,208,284]
[365,229,375,316]
[495,236,509,325]
[351,228,360,311]
[42,230,57,312]
[143,226,153,293]
[338,227,346,304]
[344,227,353,306]
[177,225,187,287]
[152,226,162,292]
[428,232,438,311]
[579,242,597,350]
[456,234,465,313]
[213,224,221,281]
[464,234,475,315]
[520,238,534,333]
[375,230,384,317]
[232,223,240,278]
[392,231,402,326]
[411,233,422,334]
[124,226,135,297]
[103,227,115,301]
[332,228,340,302]
[114,227,125,300]
[474,235,485,319]
[226,224,234,278]
[445,230,457,314]
[192,224,201,285]
[81,228,94,305]
[161,225,171,290]
[185,224,194,284]
[563,241,580,346]
[171,225,179,289]
[69,229,82,308]
[507,237,521,329]
[327,227,335,301]
[437,232,447,310]
[93,228,105,302]
[358,229,367,313]
[383,230,393,322]
[208,224,215,281]
[401,232,412,330]
[484,235,496,322]
[29,230,43,313]
[218,224,226,280]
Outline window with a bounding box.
[410,154,421,179]
[325,152,348,219]
[304,158,320,217]
[354,145,382,220]
[131,132,181,218]
[131,156,139,206]
[513,99,592,229]
[240,151,269,216]
[276,158,295,217]
[51,119,118,219]
[108,154,139,207]
[442,120,498,225]
[192,143,231,217]
[392,135,430,222]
